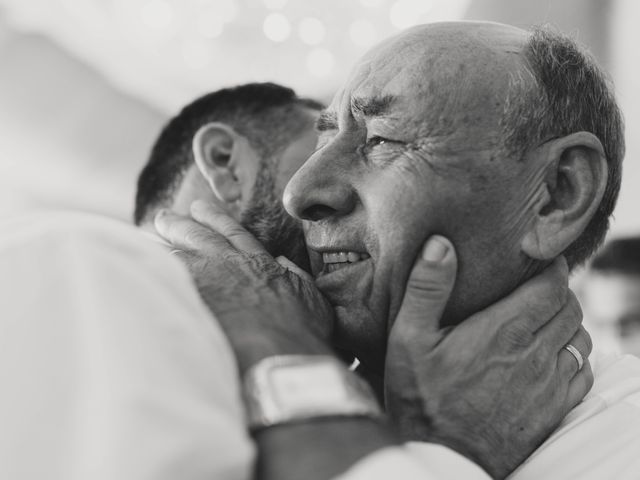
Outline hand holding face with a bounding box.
[154,201,336,373]
[384,236,593,480]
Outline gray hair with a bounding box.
[501,27,625,268]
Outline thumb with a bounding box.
[393,235,457,338]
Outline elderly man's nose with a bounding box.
[284,172,356,222]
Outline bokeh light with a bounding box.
[263,13,291,42]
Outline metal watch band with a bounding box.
[243,355,383,431]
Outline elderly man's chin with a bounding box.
[310,253,388,370]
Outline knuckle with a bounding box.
[220,218,244,236]
[529,337,553,376]
[547,283,568,312]
[497,321,535,351]
[553,292,583,336]
[184,227,208,247]
[530,351,548,378]
[407,270,451,299]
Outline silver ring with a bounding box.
[563,344,584,371]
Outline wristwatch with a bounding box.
[243,355,383,431]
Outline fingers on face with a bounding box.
[190,200,267,255]
[155,209,230,251]
[394,236,458,334]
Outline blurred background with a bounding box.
[1,0,639,354]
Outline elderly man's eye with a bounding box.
[366,136,390,148]
[358,135,403,160]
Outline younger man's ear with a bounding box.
[521,131,608,260]
[192,122,259,205]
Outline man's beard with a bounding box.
[240,162,310,272]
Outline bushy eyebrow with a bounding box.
[315,94,397,132]
[316,110,338,132]
[351,94,396,117]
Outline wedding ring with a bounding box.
[563,344,584,371]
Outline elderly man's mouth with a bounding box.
[309,245,374,306]
[321,251,371,273]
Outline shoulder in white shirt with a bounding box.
[509,349,640,479]
[0,211,254,480]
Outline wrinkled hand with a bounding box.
[384,236,593,479]
[154,200,336,373]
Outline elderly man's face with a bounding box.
[284,23,547,370]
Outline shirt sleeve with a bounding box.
[335,443,490,480]
[0,214,254,480]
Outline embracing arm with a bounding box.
[201,307,483,480]
[195,295,402,480]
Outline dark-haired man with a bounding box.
[135,82,323,269]
[157,22,640,480]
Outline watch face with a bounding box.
[271,363,349,411]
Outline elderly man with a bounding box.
[157,21,640,480]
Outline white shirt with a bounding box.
[0,211,486,480]
[509,350,640,479]
[0,212,253,480]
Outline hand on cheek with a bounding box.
[385,241,592,479]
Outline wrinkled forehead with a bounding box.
[330,22,531,139]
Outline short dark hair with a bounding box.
[502,27,625,268]
[591,237,640,276]
[134,82,323,225]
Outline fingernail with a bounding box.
[422,236,449,262]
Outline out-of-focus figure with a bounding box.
[581,237,640,356]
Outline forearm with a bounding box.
[214,309,400,480]
[254,418,400,480]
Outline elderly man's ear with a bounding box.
[521,132,608,260]
[192,122,260,208]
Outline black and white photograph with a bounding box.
[1,0,639,479]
